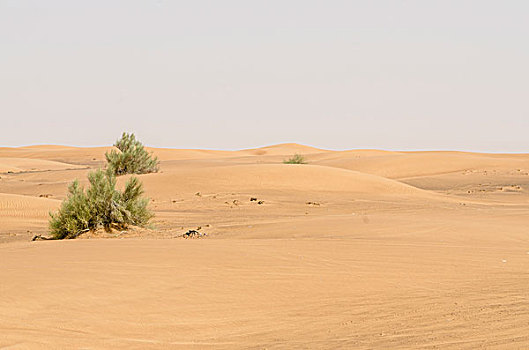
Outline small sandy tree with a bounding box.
[283,154,307,164]
[48,169,153,239]
[105,132,160,175]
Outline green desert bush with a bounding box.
[49,169,153,239]
[105,132,159,175]
[283,154,307,164]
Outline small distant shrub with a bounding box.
[105,132,159,175]
[283,154,307,164]
[49,169,153,239]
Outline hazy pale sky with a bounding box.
[1,0,528,151]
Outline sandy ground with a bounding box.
[1,144,529,349]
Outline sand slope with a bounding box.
[1,144,529,348]
[0,193,60,241]
[0,157,84,173]
[139,163,429,195]
[2,238,528,349]
[313,151,529,179]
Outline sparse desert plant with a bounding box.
[283,154,307,164]
[105,132,159,175]
[48,169,153,239]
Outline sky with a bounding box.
[1,0,528,152]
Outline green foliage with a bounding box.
[283,154,307,164]
[105,132,159,175]
[49,169,153,239]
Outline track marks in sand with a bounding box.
[1,240,528,349]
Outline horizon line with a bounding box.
[1,142,528,155]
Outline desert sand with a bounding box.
[1,144,529,349]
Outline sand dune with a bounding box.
[139,163,428,196]
[1,144,529,348]
[313,151,529,179]
[0,157,85,173]
[0,146,110,166]
[0,193,60,214]
[0,193,60,242]
[243,142,325,156]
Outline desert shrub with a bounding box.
[105,132,159,175]
[49,169,153,239]
[283,154,307,164]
